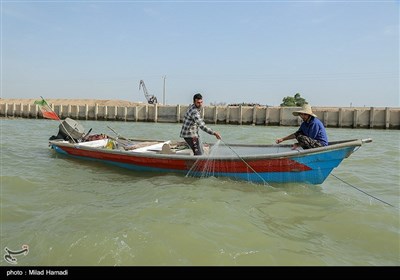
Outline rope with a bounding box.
[331,173,396,208]
[220,140,271,186]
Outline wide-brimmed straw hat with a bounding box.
[292,104,317,117]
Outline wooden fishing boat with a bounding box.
[49,132,372,184]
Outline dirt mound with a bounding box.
[0,98,144,107]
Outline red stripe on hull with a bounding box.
[60,146,311,173]
[189,158,312,172]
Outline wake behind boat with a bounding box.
[48,118,372,185]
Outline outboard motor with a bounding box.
[49,118,85,142]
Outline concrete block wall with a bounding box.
[0,102,399,129]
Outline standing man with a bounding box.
[276,104,328,150]
[180,93,221,155]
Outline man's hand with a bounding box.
[214,132,221,140]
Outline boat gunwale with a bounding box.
[49,138,368,161]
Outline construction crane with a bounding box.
[139,80,158,104]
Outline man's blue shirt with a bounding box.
[297,117,328,146]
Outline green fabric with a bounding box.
[34,99,47,106]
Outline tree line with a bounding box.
[210,93,308,107]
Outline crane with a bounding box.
[139,80,158,104]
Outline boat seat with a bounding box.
[175,149,193,155]
[133,141,171,153]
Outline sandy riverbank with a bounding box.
[0,98,144,107]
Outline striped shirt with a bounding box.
[180,104,214,138]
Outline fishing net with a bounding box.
[185,140,271,186]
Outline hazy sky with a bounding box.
[1,0,399,107]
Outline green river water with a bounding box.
[1,119,399,266]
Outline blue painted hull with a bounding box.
[50,138,370,185]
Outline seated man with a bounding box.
[276,104,328,150]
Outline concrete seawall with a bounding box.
[1,102,399,129]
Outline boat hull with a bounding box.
[50,139,366,184]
